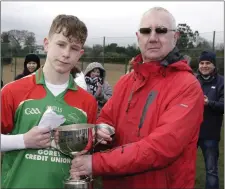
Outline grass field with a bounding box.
[1,58,127,87]
[2,58,224,188]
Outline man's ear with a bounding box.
[136,32,140,42]
[77,49,84,60]
[80,49,84,55]
[43,37,49,52]
[174,31,180,45]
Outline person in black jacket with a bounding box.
[15,54,41,80]
[196,51,224,189]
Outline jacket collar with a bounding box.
[196,68,217,83]
[35,68,77,91]
[132,48,192,79]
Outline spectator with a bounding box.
[84,62,112,112]
[15,54,41,80]
[197,50,224,189]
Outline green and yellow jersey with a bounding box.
[1,69,97,188]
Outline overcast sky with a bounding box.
[1,1,224,46]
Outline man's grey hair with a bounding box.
[141,7,177,30]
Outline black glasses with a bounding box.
[139,27,176,34]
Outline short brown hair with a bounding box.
[48,14,88,45]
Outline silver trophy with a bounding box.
[56,124,94,189]
[55,123,115,189]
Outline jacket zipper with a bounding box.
[126,88,134,113]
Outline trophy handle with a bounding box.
[96,124,115,136]
[93,124,115,147]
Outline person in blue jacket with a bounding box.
[196,50,224,189]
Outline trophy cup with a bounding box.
[56,123,115,189]
[56,124,95,189]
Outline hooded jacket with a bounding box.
[74,72,87,90]
[84,62,112,110]
[15,54,41,80]
[93,51,204,189]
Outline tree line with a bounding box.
[1,24,224,74]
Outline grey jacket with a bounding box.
[84,62,112,110]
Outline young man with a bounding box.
[70,7,204,189]
[1,14,97,188]
[197,51,224,189]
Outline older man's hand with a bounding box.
[93,124,115,145]
[70,155,92,179]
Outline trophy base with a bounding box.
[64,180,93,189]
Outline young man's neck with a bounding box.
[43,61,70,85]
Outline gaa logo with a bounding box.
[25,108,41,115]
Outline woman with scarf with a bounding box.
[84,62,112,113]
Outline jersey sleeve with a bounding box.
[1,85,15,134]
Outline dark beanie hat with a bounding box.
[23,54,41,75]
[199,51,216,65]
[24,54,40,65]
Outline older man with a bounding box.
[197,51,224,189]
[71,7,204,189]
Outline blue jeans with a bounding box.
[198,139,219,189]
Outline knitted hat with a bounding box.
[24,54,40,65]
[199,51,216,65]
[23,54,41,75]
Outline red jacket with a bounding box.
[93,54,204,189]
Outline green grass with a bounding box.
[195,126,224,188]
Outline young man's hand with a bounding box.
[54,130,59,144]
[23,126,51,149]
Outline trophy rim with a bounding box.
[57,123,95,131]
[65,180,87,184]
